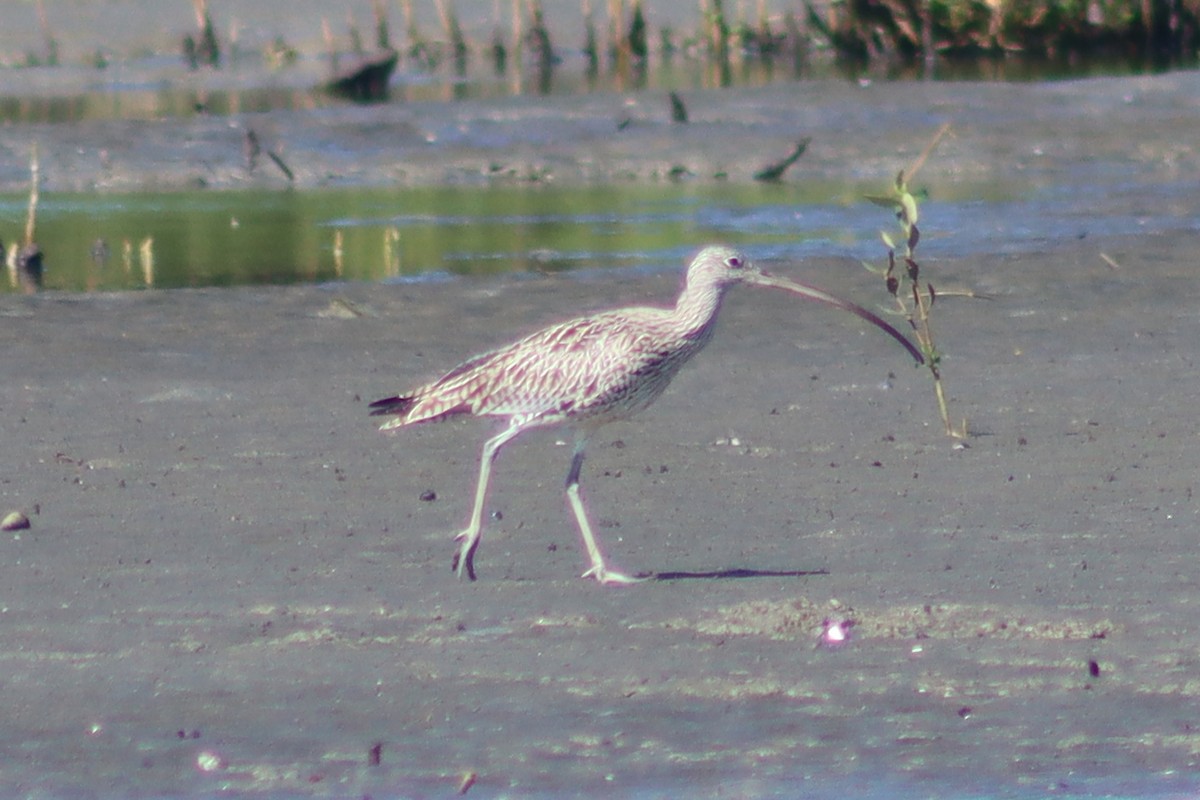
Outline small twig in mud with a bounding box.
[753,136,811,182]
[243,129,260,173]
[582,0,599,74]
[628,0,649,60]
[267,151,295,183]
[704,0,731,63]
[35,0,59,66]
[322,17,338,72]
[606,0,625,65]
[401,0,432,65]
[13,147,45,289]
[185,0,220,68]
[669,91,688,123]
[346,10,365,55]
[903,121,952,184]
[931,287,989,299]
[434,0,470,70]
[24,145,39,247]
[524,0,555,71]
[383,226,402,276]
[372,0,391,50]
[457,771,477,794]
[244,127,293,183]
[332,230,345,276]
[139,237,155,286]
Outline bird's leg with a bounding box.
[565,435,645,585]
[453,423,522,581]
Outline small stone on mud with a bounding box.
[317,298,373,319]
[1,511,30,531]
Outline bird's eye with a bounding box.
[725,256,743,269]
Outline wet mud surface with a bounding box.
[5,225,1200,797]
[0,62,1198,194]
[2,59,1200,799]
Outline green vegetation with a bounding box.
[808,0,1199,66]
[864,124,970,440]
[6,0,1193,81]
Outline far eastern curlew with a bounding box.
[370,245,922,585]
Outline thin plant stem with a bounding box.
[25,144,39,247]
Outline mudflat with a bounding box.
[3,70,1200,797]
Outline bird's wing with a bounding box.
[413,310,673,422]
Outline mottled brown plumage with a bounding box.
[371,245,921,584]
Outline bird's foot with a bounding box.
[451,531,479,581]
[581,564,648,585]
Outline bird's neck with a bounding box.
[672,277,728,342]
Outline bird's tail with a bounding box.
[369,394,417,418]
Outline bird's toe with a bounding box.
[582,565,648,585]
[452,540,478,581]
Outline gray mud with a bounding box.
[4,73,1200,194]
[4,224,1200,797]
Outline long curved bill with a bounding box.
[749,272,925,365]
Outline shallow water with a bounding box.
[3,182,920,293]
[5,171,1196,294]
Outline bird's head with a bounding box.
[686,244,763,289]
[686,244,924,365]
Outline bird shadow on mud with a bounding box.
[650,568,830,581]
